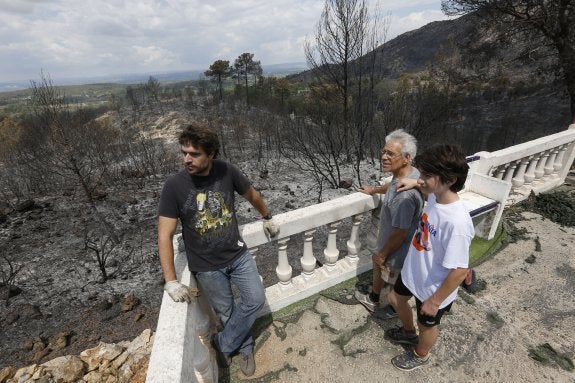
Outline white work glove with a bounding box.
[263,216,280,238]
[164,280,195,303]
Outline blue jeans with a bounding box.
[194,250,265,356]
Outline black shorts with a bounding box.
[393,272,452,327]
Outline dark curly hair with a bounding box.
[178,122,220,158]
[414,144,469,192]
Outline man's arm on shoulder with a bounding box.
[158,215,178,282]
[397,178,427,199]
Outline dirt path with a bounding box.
[245,209,575,383]
[440,210,575,382]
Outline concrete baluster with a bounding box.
[323,220,341,266]
[503,161,517,184]
[523,154,538,185]
[345,214,362,263]
[493,165,506,180]
[553,144,567,173]
[534,150,549,180]
[544,147,559,178]
[300,229,317,276]
[276,238,292,285]
[249,246,264,285]
[511,157,529,190]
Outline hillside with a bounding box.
[291,12,571,152]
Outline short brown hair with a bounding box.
[415,144,469,192]
[178,122,220,158]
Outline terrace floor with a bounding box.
[216,197,575,383]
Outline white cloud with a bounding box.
[0,0,451,84]
[133,45,177,67]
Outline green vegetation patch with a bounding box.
[320,274,368,304]
[232,363,299,383]
[469,225,506,267]
[458,289,476,305]
[330,317,371,357]
[534,236,542,252]
[528,343,574,371]
[520,191,575,227]
[486,311,505,329]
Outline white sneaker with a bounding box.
[354,290,377,312]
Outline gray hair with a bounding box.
[385,129,417,160]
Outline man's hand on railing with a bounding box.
[263,217,280,238]
[357,185,377,195]
[164,280,198,303]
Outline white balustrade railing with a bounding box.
[147,192,381,382]
[239,191,380,314]
[147,124,575,382]
[471,124,575,204]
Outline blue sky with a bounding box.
[0,0,454,84]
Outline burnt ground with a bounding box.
[2,139,572,373]
[0,155,363,370]
[0,177,166,369]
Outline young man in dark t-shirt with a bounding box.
[158,123,279,376]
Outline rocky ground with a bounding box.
[0,178,165,369]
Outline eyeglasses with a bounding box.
[381,150,403,159]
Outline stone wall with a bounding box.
[0,329,152,383]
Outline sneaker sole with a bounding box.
[357,300,376,312]
[373,310,398,320]
[391,357,429,371]
[388,338,419,346]
[240,354,256,376]
[354,291,376,312]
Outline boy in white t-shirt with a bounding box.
[385,144,475,371]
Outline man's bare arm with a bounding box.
[242,186,271,217]
[374,227,408,266]
[358,182,390,195]
[242,186,279,238]
[397,178,428,199]
[158,215,178,282]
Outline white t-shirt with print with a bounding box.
[401,193,475,308]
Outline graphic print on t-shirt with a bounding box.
[194,190,233,236]
[412,212,432,251]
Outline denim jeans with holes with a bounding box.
[194,249,265,356]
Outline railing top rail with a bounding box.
[473,125,575,170]
[240,191,379,248]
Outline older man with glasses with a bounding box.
[355,129,424,320]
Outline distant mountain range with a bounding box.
[0,62,308,93]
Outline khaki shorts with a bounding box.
[379,265,401,307]
[380,264,400,285]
